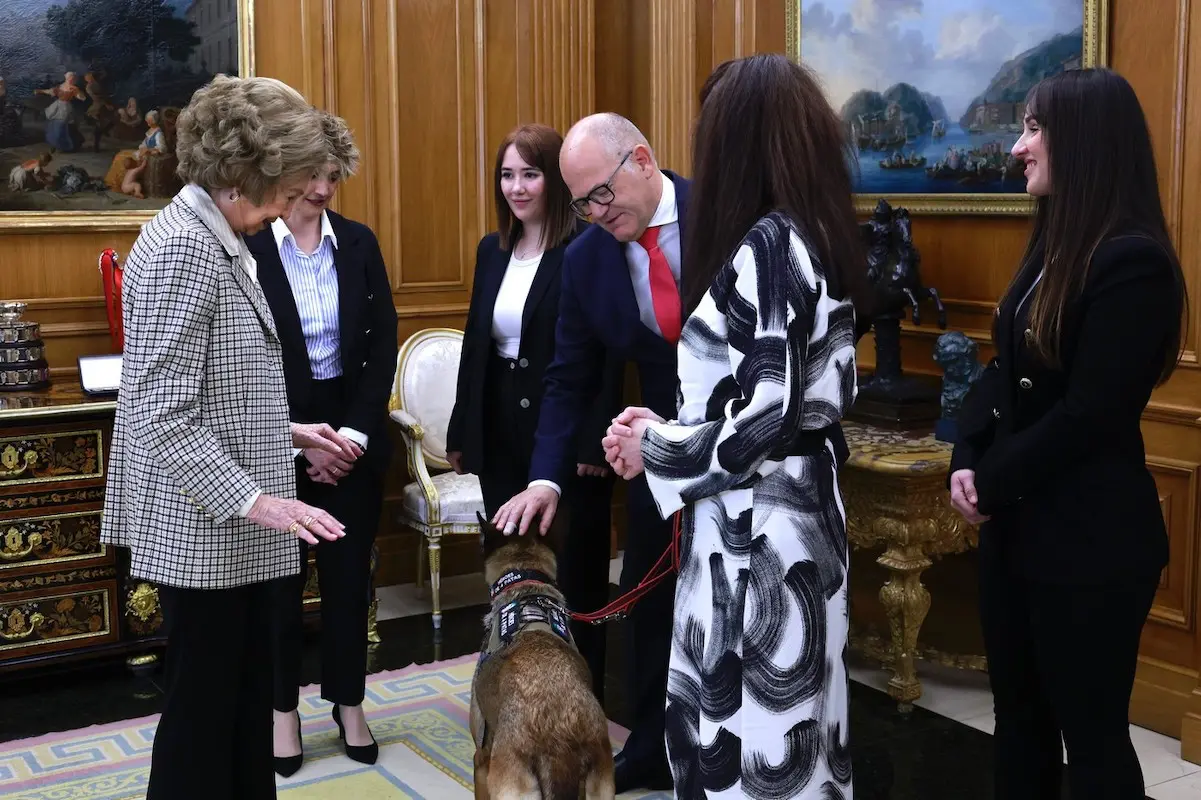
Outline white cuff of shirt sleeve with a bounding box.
[338,426,369,450]
[238,489,262,518]
[528,479,561,495]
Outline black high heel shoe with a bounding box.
[273,710,304,778]
[332,704,379,765]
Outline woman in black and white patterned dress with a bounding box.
[604,54,870,799]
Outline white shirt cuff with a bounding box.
[238,489,262,518]
[528,479,561,495]
[338,426,369,450]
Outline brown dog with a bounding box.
[470,513,615,800]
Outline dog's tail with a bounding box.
[535,750,587,800]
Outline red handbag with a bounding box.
[98,248,124,351]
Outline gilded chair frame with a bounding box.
[388,327,481,630]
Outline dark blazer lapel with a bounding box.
[477,243,508,337]
[521,244,562,334]
[998,257,1041,365]
[588,232,639,331]
[667,170,690,304]
[329,213,363,371]
[252,238,308,373]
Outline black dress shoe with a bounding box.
[613,752,674,793]
[332,704,379,765]
[273,711,304,778]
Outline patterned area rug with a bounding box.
[0,653,670,799]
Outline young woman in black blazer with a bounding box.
[245,113,399,776]
[949,68,1188,799]
[446,124,622,695]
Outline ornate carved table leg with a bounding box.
[839,424,980,713]
[877,542,933,711]
[367,597,381,645]
[367,542,381,645]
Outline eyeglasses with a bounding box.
[569,151,632,218]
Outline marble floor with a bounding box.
[1,555,1196,799]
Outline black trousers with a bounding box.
[270,378,384,711]
[979,556,1159,800]
[478,351,537,514]
[149,581,277,800]
[476,350,621,709]
[600,475,674,768]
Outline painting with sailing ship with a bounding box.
[798,0,1095,200]
[0,0,243,215]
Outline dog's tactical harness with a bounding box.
[475,569,575,748]
[481,569,576,658]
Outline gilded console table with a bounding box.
[840,422,983,709]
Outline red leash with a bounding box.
[568,512,682,626]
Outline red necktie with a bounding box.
[637,225,681,344]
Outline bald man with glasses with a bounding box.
[492,113,688,793]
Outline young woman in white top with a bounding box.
[446,124,623,698]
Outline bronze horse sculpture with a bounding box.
[854,199,947,426]
[864,200,946,328]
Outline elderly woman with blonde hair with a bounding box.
[101,74,358,799]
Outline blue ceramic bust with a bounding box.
[933,331,984,442]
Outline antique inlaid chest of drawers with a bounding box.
[0,382,165,674]
[0,382,379,676]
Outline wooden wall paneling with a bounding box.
[708,0,787,67]
[321,0,371,229]
[593,0,651,137]
[645,0,697,174]
[252,0,327,107]
[520,0,595,134]
[1109,0,1201,751]
[3,231,137,374]
[1144,453,1200,669]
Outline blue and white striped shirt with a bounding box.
[271,213,370,454]
[271,213,341,379]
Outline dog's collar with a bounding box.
[489,568,557,599]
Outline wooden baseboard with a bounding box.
[1183,713,1201,765]
[1130,655,1199,762]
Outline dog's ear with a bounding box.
[477,511,508,557]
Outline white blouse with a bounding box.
[491,251,542,359]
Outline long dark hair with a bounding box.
[682,54,869,317]
[493,124,575,252]
[1002,67,1187,383]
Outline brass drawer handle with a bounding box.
[0,445,38,478]
[0,609,45,641]
[0,528,43,560]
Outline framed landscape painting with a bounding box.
[786,0,1109,215]
[0,0,254,230]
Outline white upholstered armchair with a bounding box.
[389,328,484,630]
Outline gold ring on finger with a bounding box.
[303,515,315,527]
[288,521,301,534]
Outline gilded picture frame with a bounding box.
[0,0,256,231]
[785,0,1109,215]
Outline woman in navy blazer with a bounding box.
[245,113,398,777]
[446,124,622,695]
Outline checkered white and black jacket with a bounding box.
[101,187,300,589]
